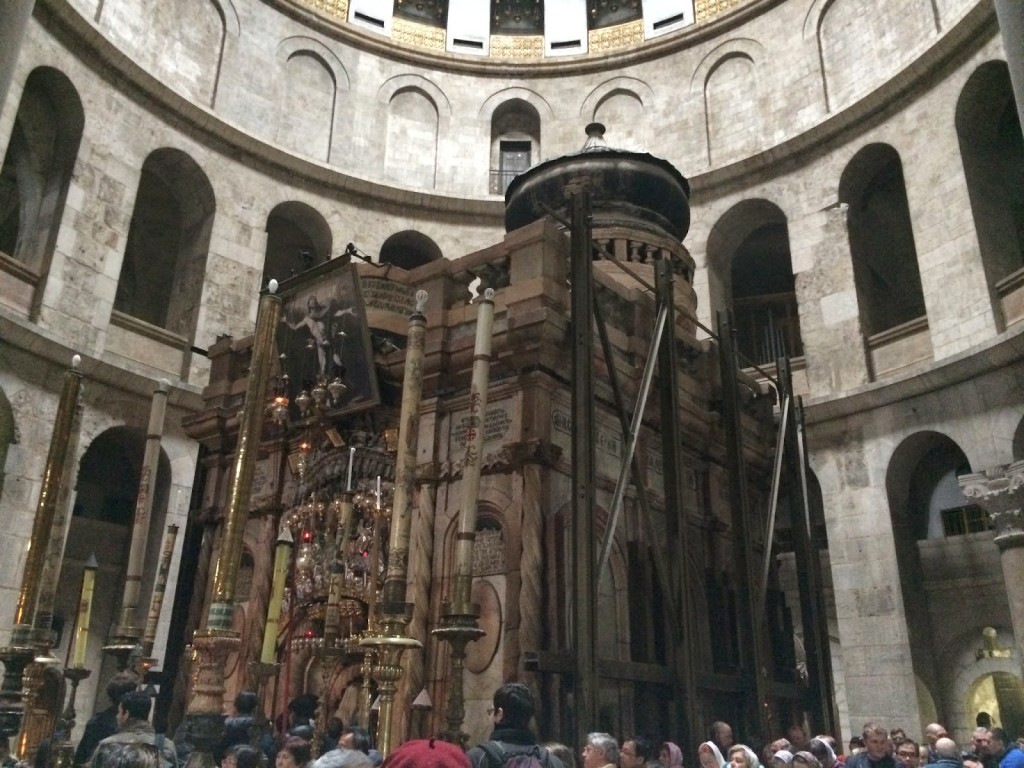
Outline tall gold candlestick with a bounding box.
[185,280,282,768]
[71,555,97,669]
[261,527,294,665]
[0,354,84,743]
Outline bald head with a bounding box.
[935,739,957,759]
[925,725,948,746]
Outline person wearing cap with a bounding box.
[382,738,470,768]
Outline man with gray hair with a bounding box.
[582,733,619,768]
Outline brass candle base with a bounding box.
[0,625,38,741]
[359,611,421,758]
[432,606,485,750]
[183,630,240,768]
[49,666,92,768]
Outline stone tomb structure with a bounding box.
[180,189,808,748]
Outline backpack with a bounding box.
[478,741,557,768]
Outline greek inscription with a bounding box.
[453,405,513,452]
[360,278,416,316]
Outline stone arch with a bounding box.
[708,198,803,366]
[955,60,1024,331]
[379,230,442,270]
[839,143,928,353]
[942,626,1020,741]
[812,0,938,113]
[67,426,172,695]
[0,66,84,319]
[477,87,553,123]
[384,86,439,189]
[262,200,333,286]
[887,431,977,726]
[377,74,450,116]
[275,37,350,91]
[690,40,765,165]
[114,148,215,344]
[488,98,541,195]
[580,77,653,151]
[1012,413,1024,462]
[277,49,337,162]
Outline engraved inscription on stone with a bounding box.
[551,408,621,459]
[361,278,416,317]
[473,527,506,576]
[453,403,513,452]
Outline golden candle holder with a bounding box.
[358,612,421,759]
[48,666,91,768]
[432,603,485,749]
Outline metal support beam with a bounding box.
[569,181,598,750]
[717,310,771,740]
[659,258,698,755]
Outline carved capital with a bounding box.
[960,460,1024,548]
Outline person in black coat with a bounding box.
[74,674,139,766]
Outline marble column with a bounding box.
[960,461,1024,662]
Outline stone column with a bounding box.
[960,461,1024,661]
[993,0,1024,137]
[0,0,33,125]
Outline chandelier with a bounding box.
[279,439,396,654]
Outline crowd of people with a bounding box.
[52,676,1024,768]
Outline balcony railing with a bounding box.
[489,169,521,195]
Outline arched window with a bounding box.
[956,61,1024,329]
[385,87,438,188]
[263,201,332,286]
[379,230,442,270]
[490,99,540,195]
[708,199,803,366]
[840,144,926,337]
[0,67,83,317]
[114,149,214,341]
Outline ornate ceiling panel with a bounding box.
[587,0,642,30]
[491,0,544,35]
[394,0,448,28]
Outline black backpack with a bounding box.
[479,741,560,768]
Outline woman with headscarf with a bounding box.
[727,745,761,768]
[700,742,727,768]
[661,743,684,768]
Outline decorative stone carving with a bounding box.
[959,460,1024,550]
[588,20,644,54]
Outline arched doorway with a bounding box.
[966,672,1024,739]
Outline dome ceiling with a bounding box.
[393,1,645,35]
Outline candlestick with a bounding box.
[261,527,294,664]
[346,447,355,492]
[72,555,97,669]
[450,288,496,613]
[143,525,180,657]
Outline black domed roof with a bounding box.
[504,123,691,242]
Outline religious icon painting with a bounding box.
[275,258,381,420]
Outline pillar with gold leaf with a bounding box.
[184,282,281,768]
[0,355,84,747]
[433,288,495,746]
[359,290,429,757]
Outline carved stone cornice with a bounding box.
[439,439,562,479]
[959,460,1024,550]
